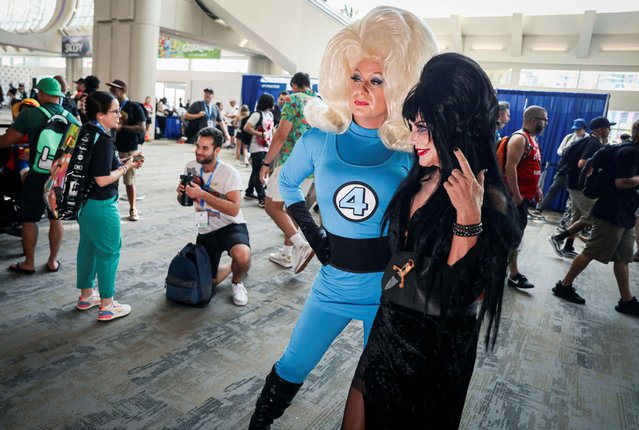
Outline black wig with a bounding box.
[383,52,520,348]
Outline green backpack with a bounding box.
[32,106,74,174]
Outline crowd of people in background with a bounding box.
[1,65,638,317]
[1,6,639,425]
[494,102,639,316]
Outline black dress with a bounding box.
[354,203,486,429]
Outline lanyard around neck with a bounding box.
[199,161,219,207]
[91,120,108,134]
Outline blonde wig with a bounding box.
[304,6,439,151]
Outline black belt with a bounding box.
[327,232,390,273]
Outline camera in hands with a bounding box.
[179,173,194,206]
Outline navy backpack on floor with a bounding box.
[165,243,214,307]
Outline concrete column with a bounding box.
[247,56,282,75]
[92,0,159,105]
[65,57,83,83]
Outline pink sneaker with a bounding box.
[76,290,101,310]
[97,301,132,321]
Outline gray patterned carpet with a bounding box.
[1,140,638,429]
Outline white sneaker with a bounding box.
[97,301,132,321]
[232,282,248,306]
[293,242,315,274]
[129,208,140,221]
[269,251,293,268]
[76,290,101,310]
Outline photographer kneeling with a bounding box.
[176,127,251,306]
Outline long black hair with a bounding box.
[383,52,519,348]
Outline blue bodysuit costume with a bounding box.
[276,121,412,383]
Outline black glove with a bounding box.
[286,201,330,265]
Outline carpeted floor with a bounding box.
[1,140,638,429]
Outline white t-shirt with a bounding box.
[247,110,274,154]
[229,105,240,127]
[557,132,589,156]
[183,159,245,234]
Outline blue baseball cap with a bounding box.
[571,118,587,130]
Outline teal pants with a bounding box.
[77,196,121,298]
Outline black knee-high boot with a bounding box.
[248,366,303,430]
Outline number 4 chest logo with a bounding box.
[333,181,379,222]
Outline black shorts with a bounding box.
[196,223,250,273]
[228,126,236,136]
[513,199,530,247]
[20,172,55,222]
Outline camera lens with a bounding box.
[179,174,194,206]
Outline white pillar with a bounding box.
[65,57,83,84]
[92,0,159,104]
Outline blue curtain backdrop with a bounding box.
[240,74,262,111]
[241,75,320,112]
[496,89,610,211]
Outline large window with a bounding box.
[156,58,189,71]
[66,0,94,31]
[0,0,55,33]
[155,82,187,111]
[191,59,248,73]
[39,57,66,68]
[609,110,639,142]
[578,71,639,91]
[484,68,513,87]
[519,69,580,89]
[0,56,65,68]
[519,69,639,92]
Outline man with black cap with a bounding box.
[549,116,615,259]
[107,79,146,221]
[532,118,589,215]
[73,78,86,102]
[552,118,639,317]
[0,77,80,274]
[184,87,230,144]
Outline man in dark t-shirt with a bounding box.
[549,116,614,258]
[553,118,639,316]
[53,75,81,123]
[107,79,146,221]
[0,77,79,274]
[184,87,230,143]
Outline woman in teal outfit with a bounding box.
[75,91,143,321]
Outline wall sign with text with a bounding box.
[158,36,221,59]
[62,36,92,58]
